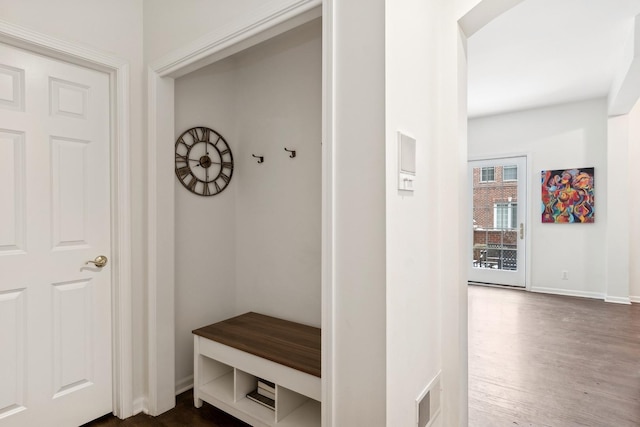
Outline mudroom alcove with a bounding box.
[172,17,322,426]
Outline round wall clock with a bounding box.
[175,126,234,196]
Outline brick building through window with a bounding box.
[472,165,518,270]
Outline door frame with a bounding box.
[145,0,325,418]
[467,155,530,288]
[0,20,133,419]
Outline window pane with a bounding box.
[494,202,517,229]
[503,165,517,181]
[481,167,495,182]
[494,203,506,228]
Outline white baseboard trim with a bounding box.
[175,375,194,396]
[468,281,526,290]
[604,296,632,305]
[530,287,604,300]
[630,296,640,304]
[133,397,145,416]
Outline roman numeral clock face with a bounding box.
[175,126,234,196]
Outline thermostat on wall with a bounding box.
[398,131,416,191]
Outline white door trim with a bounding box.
[145,0,326,417]
[321,1,335,426]
[0,19,133,419]
[468,153,533,291]
[467,155,529,288]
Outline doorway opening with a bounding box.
[146,2,326,418]
[462,0,640,424]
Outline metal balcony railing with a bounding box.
[472,228,517,271]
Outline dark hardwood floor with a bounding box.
[86,286,640,426]
[469,285,640,426]
[82,390,249,427]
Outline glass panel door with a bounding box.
[469,157,526,287]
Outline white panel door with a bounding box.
[0,43,112,426]
[468,157,527,287]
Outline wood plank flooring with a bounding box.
[82,390,248,427]
[87,286,640,426]
[469,285,640,426]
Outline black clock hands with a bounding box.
[187,157,222,167]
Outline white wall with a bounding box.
[606,114,630,302]
[629,101,640,301]
[143,0,267,63]
[0,0,147,410]
[385,0,442,425]
[469,99,609,298]
[233,20,322,324]
[332,0,387,424]
[173,57,239,391]
[173,19,322,389]
[441,3,473,425]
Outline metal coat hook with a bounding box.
[284,148,296,158]
[252,154,264,163]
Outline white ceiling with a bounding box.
[467,0,640,118]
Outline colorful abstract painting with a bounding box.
[541,168,594,223]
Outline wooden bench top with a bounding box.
[193,312,321,378]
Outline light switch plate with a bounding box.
[398,131,416,191]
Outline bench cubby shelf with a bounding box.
[193,313,321,427]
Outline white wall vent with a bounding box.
[416,371,442,427]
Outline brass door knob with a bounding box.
[86,255,108,268]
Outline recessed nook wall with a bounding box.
[173,18,322,391]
